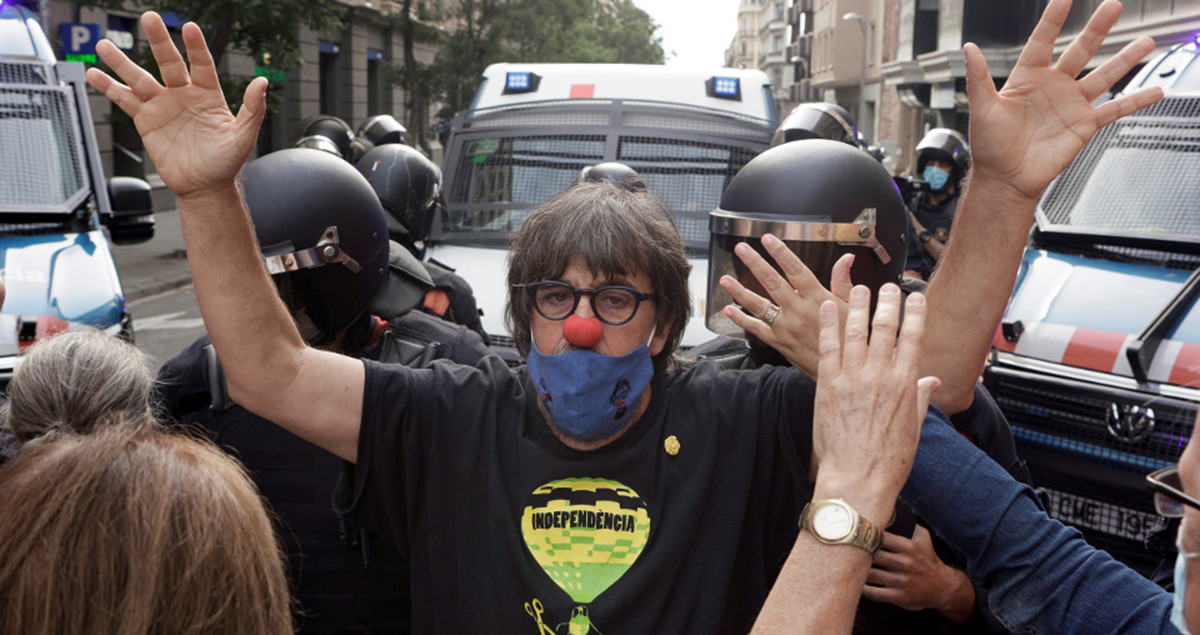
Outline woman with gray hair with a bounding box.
[1,329,156,458]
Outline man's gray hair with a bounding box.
[506,179,692,373]
[1,329,156,443]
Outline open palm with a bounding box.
[85,13,265,200]
[966,0,1161,200]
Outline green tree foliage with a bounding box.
[421,0,664,120]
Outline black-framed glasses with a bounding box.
[519,281,655,326]
[1146,465,1200,517]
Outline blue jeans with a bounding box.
[902,410,1179,635]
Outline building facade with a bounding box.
[761,0,1200,175]
[36,0,443,197]
[727,0,795,112]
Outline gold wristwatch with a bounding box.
[799,498,883,555]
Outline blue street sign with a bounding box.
[60,22,102,56]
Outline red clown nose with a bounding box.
[562,314,603,348]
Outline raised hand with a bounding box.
[85,12,267,201]
[966,0,1162,200]
[719,234,853,377]
[811,284,939,505]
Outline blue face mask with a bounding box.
[1175,548,1194,634]
[526,333,655,443]
[923,165,951,192]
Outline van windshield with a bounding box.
[1040,95,1200,240]
[0,82,87,212]
[441,133,759,249]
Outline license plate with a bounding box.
[1044,489,1159,542]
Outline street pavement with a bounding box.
[112,208,194,301]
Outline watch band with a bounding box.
[799,498,884,556]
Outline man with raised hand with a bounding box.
[719,0,1161,417]
[85,1,1163,631]
[751,286,936,634]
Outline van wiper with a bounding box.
[1035,225,1200,253]
[1126,266,1200,384]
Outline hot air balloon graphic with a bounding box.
[521,478,651,634]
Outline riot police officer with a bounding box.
[704,139,1028,634]
[156,148,492,634]
[907,128,971,278]
[356,143,490,344]
[771,102,863,148]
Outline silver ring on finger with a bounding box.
[761,303,780,327]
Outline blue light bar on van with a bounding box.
[706,76,742,101]
[503,71,542,95]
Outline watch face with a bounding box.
[813,503,853,541]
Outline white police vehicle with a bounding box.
[0,4,154,382]
[427,63,777,361]
[982,41,1200,574]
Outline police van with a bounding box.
[0,5,154,382]
[982,42,1200,574]
[427,63,777,361]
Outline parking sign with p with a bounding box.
[60,23,101,63]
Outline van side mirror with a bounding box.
[106,176,156,245]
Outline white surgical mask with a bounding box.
[1174,537,1194,634]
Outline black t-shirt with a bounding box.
[686,336,1028,634]
[156,312,494,634]
[339,356,815,634]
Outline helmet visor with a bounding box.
[705,208,892,339]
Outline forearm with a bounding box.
[753,482,894,634]
[903,413,1173,634]
[923,237,948,263]
[936,569,976,625]
[922,173,1035,413]
[177,183,364,461]
[177,184,303,394]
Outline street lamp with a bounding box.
[842,12,867,131]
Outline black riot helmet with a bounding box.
[241,148,391,334]
[358,114,409,147]
[299,115,355,161]
[350,115,410,164]
[355,143,443,242]
[294,134,344,157]
[707,140,908,338]
[915,128,971,187]
[578,161,646,191]
[771,102,861,148]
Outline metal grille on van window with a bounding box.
[1040,95,1200,238]
[0,67,87,210]
[448,135,606,209]
[618,137,758,246]
[0,61,52,85]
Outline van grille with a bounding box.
[984,362,1199,575]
